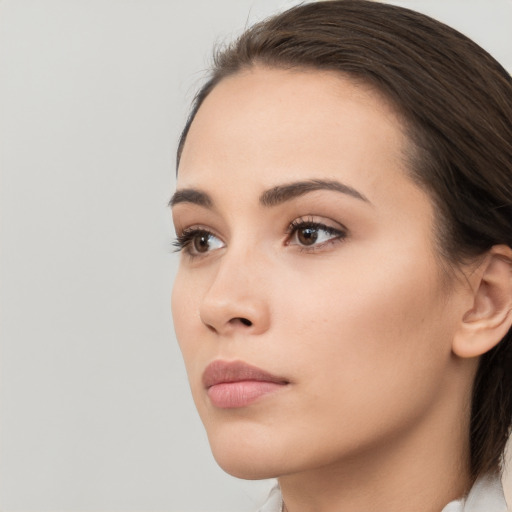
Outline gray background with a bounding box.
[1,1,511,510]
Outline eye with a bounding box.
[173,228,225,257]
[287,219,346,249]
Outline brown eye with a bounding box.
[193,233,212,253]
[288,221,346,249]
[173,229,225,257]
[297,227,318,246]
[189,231,225,255]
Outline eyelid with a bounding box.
[286,215,347,234]
[285,216,348,250]
[172,225,225,257]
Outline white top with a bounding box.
[256,473,509,512]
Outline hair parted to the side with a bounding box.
[176,0,512,479]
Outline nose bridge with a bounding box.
[199,241,270,335]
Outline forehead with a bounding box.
[177,66,411,205]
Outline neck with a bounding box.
[278,378,473,512]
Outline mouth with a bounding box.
[202,360,289,409]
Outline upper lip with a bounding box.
[202,360,288,388]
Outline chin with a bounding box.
[206,424,290,480]
[212,448,285,480]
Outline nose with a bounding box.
[199,249,271,336]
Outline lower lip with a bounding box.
[207,380,287,409]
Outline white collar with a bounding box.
[441,473,508,512]
[257,474,508,512]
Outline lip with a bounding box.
[202,360,289,409]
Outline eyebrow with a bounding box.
[260,179,370,207]
[169,188,213,208]
[169,178,370,209]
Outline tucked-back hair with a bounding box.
[177,0,512,478]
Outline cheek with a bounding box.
[172,270,213,417]
[171,270,202,365]
[275,245,453,420]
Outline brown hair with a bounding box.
[176,0,512,478]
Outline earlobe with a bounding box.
[452,245,512,359]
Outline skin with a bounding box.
[171,67,485,512]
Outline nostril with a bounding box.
[234,317,252,327]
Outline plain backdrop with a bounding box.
[1,1,511,511]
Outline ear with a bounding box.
[452,245,512,358]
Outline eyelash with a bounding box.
[173,218,347,258]
[172,227,214,254]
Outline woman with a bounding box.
[170,1,512,511]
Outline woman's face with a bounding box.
[171,67,468,479]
